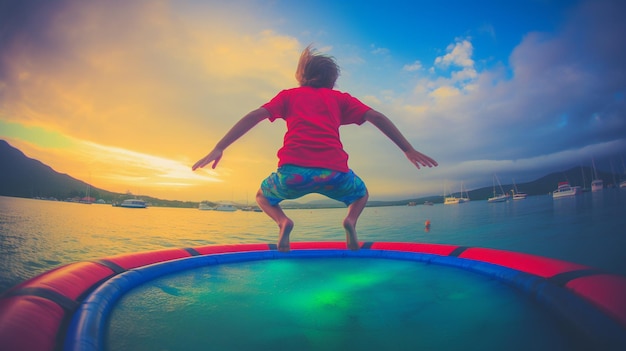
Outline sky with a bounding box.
[1,0,625,203]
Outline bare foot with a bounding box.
[277,218,294,252]
[343,218,360,251]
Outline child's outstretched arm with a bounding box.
[192,108,270,170]
[363,110,438,169]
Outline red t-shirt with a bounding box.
[262,86,371,172]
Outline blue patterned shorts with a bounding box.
[260,165,367,206]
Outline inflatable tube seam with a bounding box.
[361,241,374,249]
[549,268,605,286]
[4,287,79,313]
[183,247,201,256]
[93,260,126,274]
[448,246,470,257]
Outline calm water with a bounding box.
[1,190,626,294]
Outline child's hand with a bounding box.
[405,149,438,169]
[192,149,223,170]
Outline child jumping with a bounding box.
[192,45,437,252]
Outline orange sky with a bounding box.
[0,2,442,203]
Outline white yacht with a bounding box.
[118,199,147,208]
[552,182,578,198]
[215,204,237,212]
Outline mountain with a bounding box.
[467,166,622,200]
[0,140,106,200]
[0,140,198,208]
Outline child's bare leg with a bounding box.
[256,189,293,252]
[343,191,368,251]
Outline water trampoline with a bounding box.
[1,241,625,350]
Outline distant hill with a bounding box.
[466,166,621,201]
[0,140,198,208]
[0,140,105,199]
[1,139,624,208]
[399,165,623,205]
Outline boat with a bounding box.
[78,196,95,204]
[458,182,470,203]
[511,179,527,200]
[78,184,93,204]
[423,201,434,206]
[591,158,603,192]
[487,193,507,203]
[444,196,460,205]
[620,158,626,188]
[443,183,460,205]
[591,179,603,192]
[198,202,214,211]
[239,194,261,212]
[487,175,508,203]
[511,190,528,200]
[552,181,578,198]
[579,165,590,192]
[512,193,527,200]
[119,199,147,208]
[241,206,262,212]
[215,204,237,212]
[447,181,470,203]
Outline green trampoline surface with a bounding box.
[107,258,588,351]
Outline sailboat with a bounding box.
[511,179,527,200]
[579,165,590,192]
[591,158,603,192]
[620,158,626,188]
[443,182,460,205]
[444,194,460,205]
[487,174,508,203]
[78,183,93,204]
[458,182,470,203]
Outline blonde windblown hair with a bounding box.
[295,45,340,88]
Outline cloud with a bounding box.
[429,86,460,100]
[0,1,300,159]
[477,23,496,40]
[82,141,220,183]
[403,61,423,72]
[360,0,626,193]
[434,39,475,69]
[370,46,390,56]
